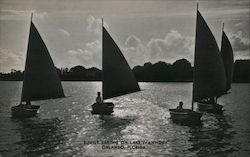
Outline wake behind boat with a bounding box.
[91,19,140,115]
[11,13,65,118]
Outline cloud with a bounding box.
[35,12,48,20]
[125,35,142,48]
[148,30,193,62]
[122,29,249,66]
[85,39,101,53]
[228,31,250,51]
[86,15,109,35]
[63,15,111,68]
[122,30,194,67]
[0,48,25,72]
[63,14,108,69]
[0,9,27,20]
[227,31,250,60]
[234,22,244,27]
[58,29,70,37]
[87,15,101,35]
[122,35,147,66]
[65,31,191,70]
[0,10,48,21]
[66,40,102,68]
[68,49,85,55]
[0,10,26,15]
[64,30,192,70]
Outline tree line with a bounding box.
[0,59,249,83]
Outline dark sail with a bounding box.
[21,22,65,101]
[102,27,140,99]
[221,31,234,91]
[193,11,227,101]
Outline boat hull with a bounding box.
[91,102,114,115]
[197,102,223,113]
[169,109,202,125]
[11,104,40,118]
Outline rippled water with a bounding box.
[0,82,249,156]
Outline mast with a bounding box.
[220,23,224,93]
[31,12,33,22]
[102,18,104,99]
[192,3,199,110]
[220,23,224,52]
[20,12,33,103]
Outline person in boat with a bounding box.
[96,92,103,104]
[208,97,216,104]
[26,101,31,105]
[19,100,31,108]
[176,101,183,111]
[24,100,32,108]
[200,97,215,104]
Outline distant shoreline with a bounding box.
[1,59,249,83]
[0,80,249,83]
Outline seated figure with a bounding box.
[96,92,103,104]
[176,101,183,111]
[208,97,215,103]
[25,101,32,108]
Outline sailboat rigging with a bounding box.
[91,19,140,115]
[169,4,221,124]
[11,13,65,118]
[197,23,234,113]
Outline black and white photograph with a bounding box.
[0,0,249,156]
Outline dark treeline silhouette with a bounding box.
[133,59,193,82]
[233,60,250,83]
[0,59,249,83]
[58,66,102,81]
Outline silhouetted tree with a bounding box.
[69,66,86,80]
[233,60,250,82]
[172,59,192,81]
[0,59,249,82]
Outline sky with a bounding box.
[0,0,249,73]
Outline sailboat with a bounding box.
[197,24,234,113]
[169,4,225,124]
[91,19,140,115]
[11,13,65,118]
[221,24,234,92]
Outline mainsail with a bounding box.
[221,31,234,91]
[21,21,65,101]
[102,26,140,99]
[193,10,227,101]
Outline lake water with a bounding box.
[0,82,249,156]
